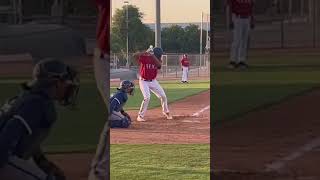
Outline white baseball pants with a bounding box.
[138,79,169,118]
[230,14,251,63]
[181,66,189,82]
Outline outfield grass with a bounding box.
[212,54,320,124]
[111,81,209,110]
[111,144,210,180]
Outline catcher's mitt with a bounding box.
[121,111,131,121]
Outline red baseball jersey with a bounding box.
[181,57,190,67]
[95,0,110,54]
[139,53,158,80]
[228,0,254,17]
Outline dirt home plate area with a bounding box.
[213,88,320,180]
[111,90,210,144]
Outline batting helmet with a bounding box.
[117,80,135,95]
[29,58,80,106]
[153,47,164,60]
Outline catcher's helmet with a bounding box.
[31,58,80,106]
[117,80,135,95]
[153,47,163,60]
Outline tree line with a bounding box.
[111,5,208,54]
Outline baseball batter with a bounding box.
[227,0,255,69]
[134,47,172,122]
[180,54,190,83]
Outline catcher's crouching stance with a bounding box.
[110,80,134,128]
[0,59,79,180]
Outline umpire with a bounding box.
[0,59,79,180]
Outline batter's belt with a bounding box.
[140,78,153,82]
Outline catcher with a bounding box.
[110,80,134,128]
[0,59,79,180]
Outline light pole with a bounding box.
[124,1,129,68]
[200,12,203,67]
[155,0,161,47]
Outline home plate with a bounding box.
[182,120,201,123]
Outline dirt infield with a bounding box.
[111,90,210,144]
[213,88,320,180]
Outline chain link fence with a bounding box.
[110,53,210,78]
[213,0,320,51]
[214,16,320,51]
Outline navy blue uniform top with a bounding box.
[0,89,56,167]
[109,90,128,113]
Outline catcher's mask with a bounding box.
[32,58,80,106]
[117,80,135,95]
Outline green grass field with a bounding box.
[111,81,209,109]
[212,54,320,124]
[111,144,210,180]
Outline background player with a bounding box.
[0,59,79,180]
[180,54,190,83]
[110,80,134,128]
[133,46,173,122]
[227,0,255,69]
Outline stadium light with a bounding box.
[155,0,161,47]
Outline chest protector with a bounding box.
[0,90,56,159]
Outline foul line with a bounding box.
[182,120,201,123]
[192,105,210,117]
[264,137,320,172]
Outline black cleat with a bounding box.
[227,61,237,69]
[237,62,249,69]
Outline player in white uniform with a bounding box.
[134,47,173,122]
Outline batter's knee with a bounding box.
[159,94,167,101]
[143,96,151,102]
